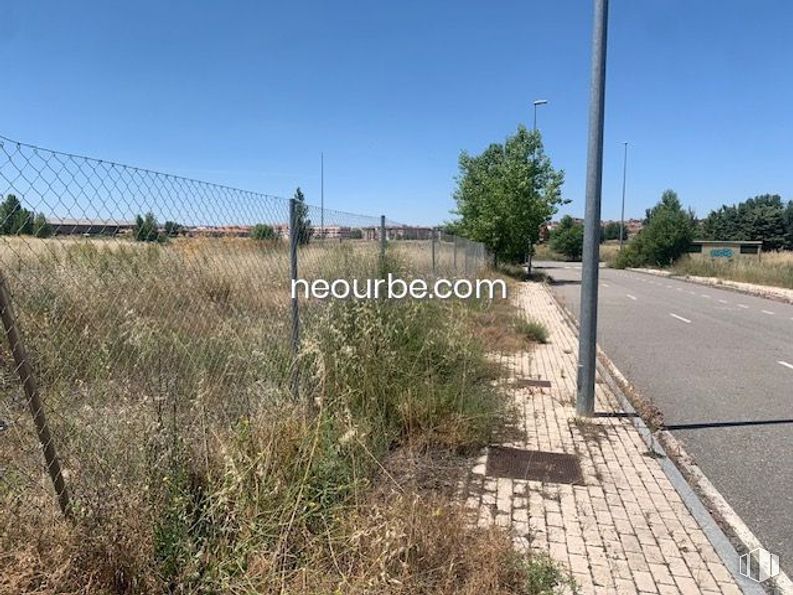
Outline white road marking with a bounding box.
[737,304,749,309]
[762,310,776,316]
[701,294,711,299]
[778,361,793,371]
[602,283,610,288]
[670,313,692,324]
[626,294,638,301]
[718,299,728,304]
[666,285,674,289]
[688,290,697,295]
[676,287,683,291]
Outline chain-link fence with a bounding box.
[0,134,489,537]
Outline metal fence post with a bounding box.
[289,198,299,399]
[380,215,386,271]
[0,272,71,518]
[431,227,437,274]
[577,0,609,417]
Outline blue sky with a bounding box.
[2,1,792,226]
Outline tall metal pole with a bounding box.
[577,0,609,417]
[379,215,386,271]
[320,152,324,239]
[619,141,628,252]
[532,99,548,132]
[530,99,548,274]
[289,198,299,399]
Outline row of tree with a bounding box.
[0,195,53,238]
[700,194,793,251]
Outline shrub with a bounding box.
[33,213,53,238]
[513,318,549,344]
[163,220,182,237]
[615,190,695,268]
[133,212,163,242]
[250,223,277,240]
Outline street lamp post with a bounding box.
[533,99,549,131]
[577,0,609,417]
[619,141,628,251]
[528,99,548,276]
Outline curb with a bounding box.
[625,267,793,307]
[543,283,789,595]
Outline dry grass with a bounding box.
[672,251,793,289]
[0,235,565,594]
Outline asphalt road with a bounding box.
[538,261,793,577]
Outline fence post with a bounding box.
[453,236,458,272]
[380,215,386,271]
[464,241,469,275]
[0,272,71,518]
[289,198,299,399]
[431,227,437,274]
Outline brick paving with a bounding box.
[462,282,742,594]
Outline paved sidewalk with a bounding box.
[462,282,744,594]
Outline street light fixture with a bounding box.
[533,99,549,131]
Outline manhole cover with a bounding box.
[486,446,584,484]
[512,379,552,389]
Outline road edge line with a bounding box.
[544,282,791,594]
[625,267,793,307]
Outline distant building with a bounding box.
[50,218,135,236]
[687,240,762,261]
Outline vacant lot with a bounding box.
[672,250,793,289]
[0,235,564,594]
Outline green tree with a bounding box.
[701,194,789,251]
[602,221,627,242]
[163,221,182,237]
[292,187,312,245]
[250,223,277,240]
[784,201,793,250]
[616,190,696,267]
[0,194,34,235]
[550,216,584,260]
[133,212,161,242]
[451,126,565,263]
[33,213,53,238]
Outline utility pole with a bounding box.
[577,0,609,417]
[619,141,628,251]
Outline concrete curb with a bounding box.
[626,267,793,306]
[544,283,789,595]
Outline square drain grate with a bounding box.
[486,446,584,485]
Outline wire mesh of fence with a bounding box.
[0,134,489,535]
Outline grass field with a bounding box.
[0,235,566,594]
[672,251,793,290]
